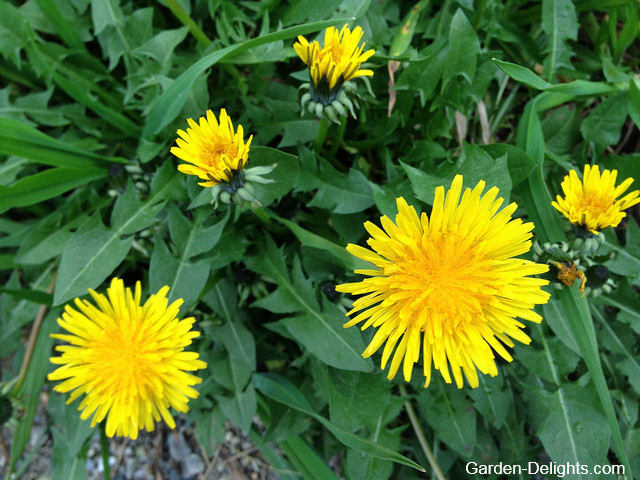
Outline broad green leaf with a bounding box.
[345,423,401,480]
[142,17,350,138]
[542,298,580,354]
[55,168,178,305]
[0,273,42,359]
[167,206,229,259]
[594,306,640,396]
[149,237,210,315]
[468,374,510,429]
[534,383,610,478]
[516,326,580,385]
[267,213,368,272]
[253,373,425,472]
[280,436,340,480]
[14,213,78,265]
[328,369,391,432]
[541,105,582,155]
[418,379,477,458]
[603,219,640,279]
[249,146,299,207]
[443,9,479,85]
[0,167,105,215]
[111,179,168,235]
[216,384,257,433]
[248,241,372,372]
[541,0,578,77]
[396,44,447,107]
[492,58,552,90]
[580,92,628,150]
[0,287,52,306]
[480,144,536,186]
[49,392,94,480]
[54,213,133,306]
[303,160,374,214]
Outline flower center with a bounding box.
[383,231,494,332]
[204,140,237,168]
[87,318,159,401]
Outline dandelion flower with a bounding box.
[551,164,640,234]
[171,108,252,189]
[336,175,550,388]
[294,24,374,120]
[294,24,374,98]
[48,278,207,439]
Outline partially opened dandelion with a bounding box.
[336,175,551,389]
[294,24,375,121]
[171,108,274,206]
[48,278,207,439]
[551,164,640,235]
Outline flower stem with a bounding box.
[327,116,347,160]
[163,0,211,47]
[314,118,329,152]
[99,423,112,480]
[399,384,446,480]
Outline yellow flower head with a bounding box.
[336,175,550,389]
[551,164,640,234]
[171,108,253,189]
[294,24,374,100]
[48,278,207,439]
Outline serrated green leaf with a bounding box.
[328,369,390,432]
[541,0,578,77]
[535,383,610,477]
[149,236,210,315]
[468,374,510,430]
[580,92,628,149]
[303,159,374,214]
[444,9,479,85]
[49,391,94,480]
[248,240,372,372]
[253,373,425,472]
[216,384,257,433]
[418,379,477,458]
[54,213,133,306]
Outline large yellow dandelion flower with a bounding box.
[551,164,640,234]
[336,175,551,389]
[294,24,374,102]
[171,108,252,188]
[48,278,207,439]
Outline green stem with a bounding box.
[99,423,112,480]
[398,384,446,480]
[163,0,211,47]
[327,116,347,160]
[314,118,330,152]
[251,205,271,225]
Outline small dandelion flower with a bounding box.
[171,108,252,188]
[48,278,207,439]
[336,175,551,389]
[171,109,274,206]
[551,164,640,234]
[294,24,375,121]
